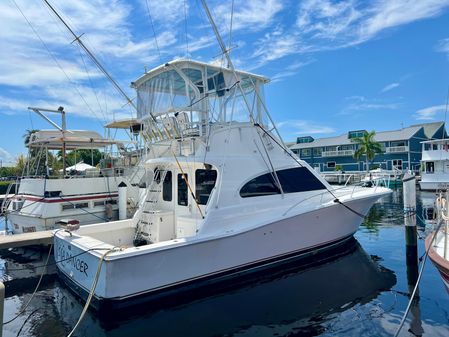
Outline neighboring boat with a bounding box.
[361,168,402,188]
[426,225,449,293]
[2,111,145,234]
[54,59,391,309]
[419,139,449,191]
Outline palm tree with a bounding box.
[352,131,383,173]
[23,129,39,146]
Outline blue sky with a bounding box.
[1,0,449,165]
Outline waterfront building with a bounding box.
[289,122,446,172]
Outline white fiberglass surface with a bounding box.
[434,231,449,260]
[83,227,135,247]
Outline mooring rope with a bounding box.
[66,247,119,337]
[393,212,445,336]
[4,244,53,325]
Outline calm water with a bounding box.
[1,188,449,337]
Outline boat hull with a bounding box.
[426,233,449,293]
[55,194,382,309]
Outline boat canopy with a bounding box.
[104,118,142,131]
[27,130,119,150]
[131,59,270,126]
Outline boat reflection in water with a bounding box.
[48,238,396,336]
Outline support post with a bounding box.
[118,182,127,220]
[0,281,4,337]
[402,171,423,335]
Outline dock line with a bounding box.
[67,247,119,337]
[3,243,53,325]
[393,216,444,337]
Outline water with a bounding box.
[1,189,449,337]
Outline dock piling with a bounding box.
[402,171,423,335]
[0,281,4,337]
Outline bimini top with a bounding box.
[27,130,118,150]
[130,59,271,125]
[104,118,142,130]
[131,59,269,89]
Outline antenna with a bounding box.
[199,0,286,147]
[42,0,136,112]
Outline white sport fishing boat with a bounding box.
[2,108,144,234]
[419,139,449,191]
[54,59,391,309]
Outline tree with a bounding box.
[15,154,26,176]
[57,149,103,167]
[352,131,383,173]
[23,129,39,146]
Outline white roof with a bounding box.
[27,130,118,149]
[61,161,96,172]
[131,59,269,88]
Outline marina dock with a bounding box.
[0,230,53,249]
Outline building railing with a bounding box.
[322,150,355,157]
[385,146,408,153]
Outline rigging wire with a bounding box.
[76,45,107,122]
[183,0,190,58]
[393,215,445,337]
[144,0,162,64]
[11,0,103,129]
[41,0,137,113]
[228,0,235,62]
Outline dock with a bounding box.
[0,230,53,249]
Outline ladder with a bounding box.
[133,165,169,245]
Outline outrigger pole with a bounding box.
[42,0,166,138]
[42,0,136,111]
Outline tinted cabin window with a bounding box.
[240,173,280,198]
[178,174,188,206]
[240,167,325,198]
[276,167,325,193]
[196,169,218,205]
[163,171,172,201]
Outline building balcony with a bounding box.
[385,146,409,153]
[322,150,355,157]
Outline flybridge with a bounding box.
[131,59,271,141]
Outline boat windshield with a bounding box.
[134,60,269,132]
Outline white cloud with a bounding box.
[340,96,401,115]
[213,0,283,32]
[251,28,304,68]
[381,82,400,93]
[414,104,447,120]
[436,37,449,56]
[360,0,449,42]
[271,60,315,83]
[140,0,187,27]
[240,0,449,69]
[277,119,336,136]
[0,83,133,123]
[0,147,13,163]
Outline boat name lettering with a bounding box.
[57,244,89,276]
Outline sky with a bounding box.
[1,0,449,165]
